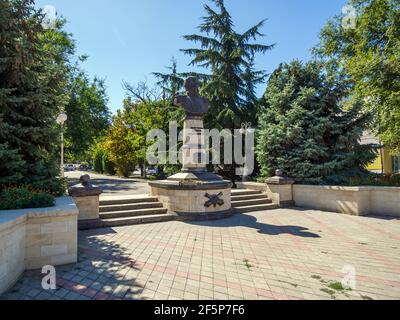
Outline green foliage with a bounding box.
[103,106,137,177]
[257,61,377,185]
[0,0,74,189]
[0,187,55,210]
[182,0,274,129]
[153,58,184,103]
[65,72,111,161]
[347,174,400,187]
[92,145,105,174]
[314,0,400,153]
[102,153,116,176]
[30,178,67,197]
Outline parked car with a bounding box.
[79,164,89,171]
[64,164,75,172]
[146,167,158,175]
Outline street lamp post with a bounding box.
[56,113,68,178]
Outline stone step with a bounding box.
[231,189,262,196]
[101,214,175,227]
[99,196,158,206]
[233,203,279,213]
[232,198,272,207]
[99,207,168,219]
[99,202,163,213]
[231,194,267,201]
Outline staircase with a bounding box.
[97,195,174,228]
[231,189,279,213]
[79,190,278,229]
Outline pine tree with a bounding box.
[256,61,377,184]
[0,0,74,190]
[153,58,184,103]
[181,0,274,184]
[181,0,274,129]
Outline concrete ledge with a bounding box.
[237,181,400,217]
[293,185,400,217]
[0,197,78,295]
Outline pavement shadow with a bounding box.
[189,213,320,238]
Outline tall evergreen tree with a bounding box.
[0,0,74,189]
[153,58,185,103]
[257,61,377,185]
[181,0,273,128]
[181,0,273,183]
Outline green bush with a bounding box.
[0,187,55,210]
[93,148,105,173]
[102,154,116,175]
[347,174,400,187]
[30,178,67,197]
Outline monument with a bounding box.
[149,77,232,220]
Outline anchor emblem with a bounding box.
[204,192,224,208]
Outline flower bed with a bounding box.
[0,187,55,210]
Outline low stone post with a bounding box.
[266,169,295,208]
[68,175,103,229]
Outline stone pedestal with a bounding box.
[68,175,103,229]
[265,170,295,207]
[180,118,207,172]
[149,117,232,221]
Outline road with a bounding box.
[66,171,150,196]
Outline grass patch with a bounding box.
[243,259,254,270]
[328,281,348,292]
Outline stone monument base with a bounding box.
[149,172,232,221]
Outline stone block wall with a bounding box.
[0,215,26,294]
[237,181,400,217]
[293,185,400,217]
[0,197,78,295]
[25,213,78,270]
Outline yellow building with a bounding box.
[361,131,400,174]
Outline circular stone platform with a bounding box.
[149,172,232,221]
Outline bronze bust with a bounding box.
[174,77,210,119]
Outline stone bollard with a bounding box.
[68,175,103,229]
[265,169,295,208]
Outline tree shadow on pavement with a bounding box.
[189,213,321,238]
[1,228,146,301]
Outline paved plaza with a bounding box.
[1,208,400,300]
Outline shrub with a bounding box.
[102,154,116,175]
[30,178,67,197]
[93,148,105,173]
[0,187,55,210]
[347,174,400,187]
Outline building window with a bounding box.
[393,156,400,173]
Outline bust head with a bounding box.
[184,76,199,96]
[80,174,91,187]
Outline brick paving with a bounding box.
[1,208,400,300]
